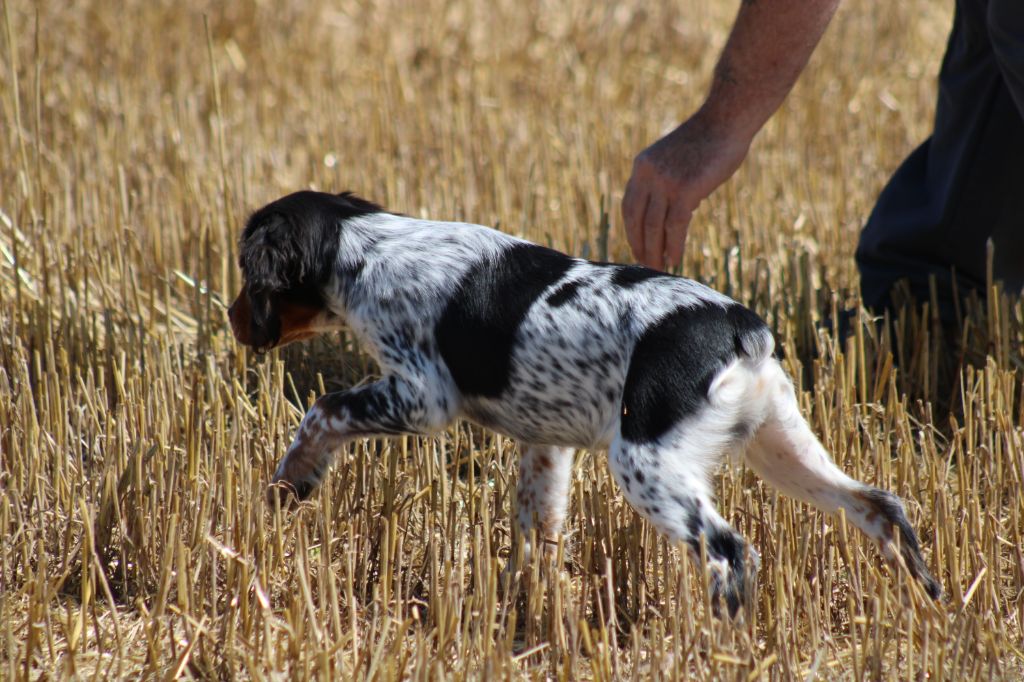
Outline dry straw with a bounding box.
[1,0,1021,679]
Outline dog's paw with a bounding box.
[857,488,942,601]
[265,478,316,510]
[710,544,759,621]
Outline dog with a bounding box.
[227,190,941,615]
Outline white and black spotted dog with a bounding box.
[228,190,941,614]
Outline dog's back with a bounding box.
[443,252,775,450]
[330,211,773,449]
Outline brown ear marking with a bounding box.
[276,300,323,346]
[227,290,323,349]
[227,290,253,345]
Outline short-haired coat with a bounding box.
[228,191,941,614]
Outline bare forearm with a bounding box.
[698,0,841,140]
[622,0,841,269]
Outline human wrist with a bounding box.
[667,102,757,155]
[685,102,759,150]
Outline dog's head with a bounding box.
[228,191,381,351]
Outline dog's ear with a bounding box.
[240,212,302,292]
[237,212,301,351]
[243,288,281,352]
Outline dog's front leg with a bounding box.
[268,375,451,504]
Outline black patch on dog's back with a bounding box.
[611,264,669,288]
[436,243,574,397]
[546,280,581,307]
[620,303,769,443]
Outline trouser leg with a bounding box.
[856,0,1024,321]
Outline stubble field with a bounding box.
[2,0,1023,679]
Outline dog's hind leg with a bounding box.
[608,427,759,618]
[741,359,941,599]
[514,443,575,564]
[609,356,770,618]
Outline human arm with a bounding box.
[622,0,842,270]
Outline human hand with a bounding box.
[622,114,752,270]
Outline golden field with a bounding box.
[1,0,1022,678]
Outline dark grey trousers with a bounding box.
[856,0,1024,321]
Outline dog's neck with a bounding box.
[336,213,385,271]
[326,210,520,328]
[328,212,430,314]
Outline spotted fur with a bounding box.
[228,190,941,614]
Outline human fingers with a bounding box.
[663,199,693,271]
[642,193,668,270]
[622,174,648,263]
